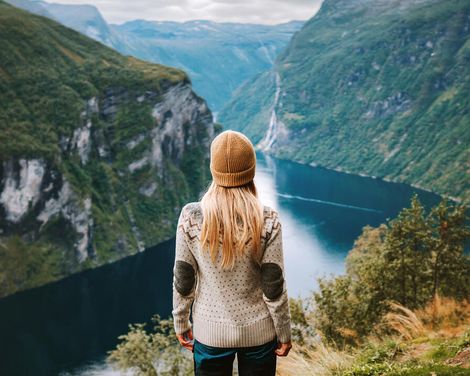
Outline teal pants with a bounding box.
[193,337,278,376]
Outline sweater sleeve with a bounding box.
[172,205,198,335]
[260,210,292,343]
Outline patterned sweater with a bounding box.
[172,202,292,348]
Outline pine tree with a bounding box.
[427,197,470,300]
[382,194,432,308]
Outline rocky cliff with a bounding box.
[219,0,470,203]
[0,2,214,297]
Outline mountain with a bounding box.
[6,0,121,46]
[219,0,470,203]
[111,20,304,112]
[0,1,215,297]
[6,0,304,112]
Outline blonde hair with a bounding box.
[199,180,264,270]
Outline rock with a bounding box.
[37,180,73,225]
[128,157,149,173]
[71,120,92,164]
[139,182,157,197]
[1,81,213,295]
[150,82,213,171]
[446,347,470,368]
[0,159,45,223]
[126,133,146,150]
[37,180,94,262]
[87,96,99,114]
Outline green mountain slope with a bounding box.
[219,0,470,202]
[0,1,214,297]
[6,0,304,112]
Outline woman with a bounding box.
[172,130,292,375]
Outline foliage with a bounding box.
[289,297,317,346]
[0,1,186,160]
[107,315,192,376]
[220,0,470,202]
[312,194,470,345]
[343,362,470,376]
[278,298,470,375]
[277,340,354,375]
[0,234,71,294]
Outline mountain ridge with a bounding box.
[6,0,305,111]
[220,0,470,203]
[0,1,215,297]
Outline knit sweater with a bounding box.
[172,201,292,348]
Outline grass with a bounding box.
[382,302,426,341]
[276,295,470,376]
[277,342,354,376]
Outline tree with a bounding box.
[427,198,470,300]
[312,194,470,346]
[381,194,432,308]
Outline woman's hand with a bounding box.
[176,328,194,352]
[275,340,292,356]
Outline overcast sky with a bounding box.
[49,0,323,24]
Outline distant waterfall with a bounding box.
[258,72,281,152]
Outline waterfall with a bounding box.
[258,72,281,152]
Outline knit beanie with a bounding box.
[210,130,256,187]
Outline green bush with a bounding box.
[107,315,193,376]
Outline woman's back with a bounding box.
[173,201,291,348]
[172,130,292,374]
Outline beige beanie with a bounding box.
[210,130,256,187]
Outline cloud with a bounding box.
[48,0,323,24]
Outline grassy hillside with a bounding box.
[219,0,470,203]
[0,1,214,297]
[278,297,470,375]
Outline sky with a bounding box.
[48,0,324,25]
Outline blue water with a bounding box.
[0,152,444,375]
[254,153,442,298]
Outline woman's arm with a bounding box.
[260,210,292,347]
[172,205,198,337]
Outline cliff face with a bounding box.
[219,0,470,203]
[0,2,214,297]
